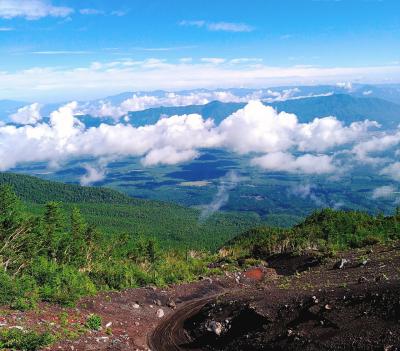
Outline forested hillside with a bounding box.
[224,208,400,259]
[0,185,217,310]
[0,172,262,250]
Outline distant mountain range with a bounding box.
[123,94,400,128]
[1,84,400,128]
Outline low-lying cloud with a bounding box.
[199,171,242,221]
[372,185,397,199]
[78,88,318,120]
[0,100,395,182]
[10,103,42,125]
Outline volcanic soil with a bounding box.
[0,244,399,350]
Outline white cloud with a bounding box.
[80,164,106,186]
[0,0,73,20]
[10,103,42,124]
[199,170,241,221]
[251,152,336,174]
[79,8,104,15]
[352,131,400,163]
[0,27,14,31]
[2,60,400,102]
[201,58,226,65]
[290,183,325,206]
[110,10,127,17]
[296,117,378,152]
[218,101,374,154]
[77,89,347,121]
[179,20,254,32]
[0,100,380,176]
[141,147,199,166]
[207,22,254,32]
[229,58,263,64]
[80,91,249,119]
[32,51,91,55]
[381,162,400,181]
[372,185,396,199]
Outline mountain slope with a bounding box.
[125,94,400,128]
[272,94,400,127]
[0,172,262,250]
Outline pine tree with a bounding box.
[69,207,87,266]
[0,185,24,231]
[43,202,65,262]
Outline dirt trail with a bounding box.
[148,245,400,351]
[148,295,221,351]
[1,245,399,350]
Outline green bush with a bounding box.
[89,263,153,290]
[85,314,102,330]
[225,208,400,259]
[0,328,54,351]
[0,272,38,309]
[30,257,97,306]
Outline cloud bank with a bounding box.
[2,59,400,101]
[1,100,398,184]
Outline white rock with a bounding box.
[156,309,165,318]
[206,321,223,336]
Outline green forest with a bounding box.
[225,208,400,259]
[0,172,262,250]
[1,173,400,315]
[0,183,219,309]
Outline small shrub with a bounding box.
[85,314,102,330]
[30,257,97,306]
[0,328,55,351]
[10,296,37,311]
[0,272,39,309]
[362,235,381,246]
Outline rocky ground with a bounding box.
[0,244,399,350]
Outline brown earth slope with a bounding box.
[0,244,399,350]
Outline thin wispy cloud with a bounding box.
[179,20,254,32]
[32,51,92,55]
[0,0,73,20]
[131,45,197,52]
[79,8,127,16]
[201,57,226,64]
[2,59,400,101]
[110,10,127,17]
[79,8,105,15]
[229,58,263,64]
[280,34,294,40]
[0,27,14,31]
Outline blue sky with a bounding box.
[0,0,399,101]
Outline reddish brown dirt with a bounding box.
[149,244,400,350]
[243,267,265,281]
[0,244,399,350]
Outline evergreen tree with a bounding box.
[68,207,87,266]
[43,202,65,262]
[0,185,24,231]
